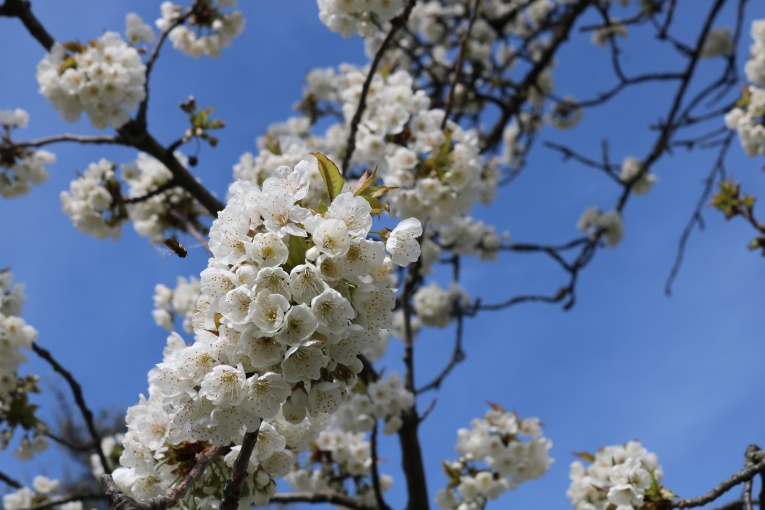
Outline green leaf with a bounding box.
[350,166,378,196]
[572,451,596,463]
[310,152,344,203]
[285,235,313,272]
[314,200,328,215]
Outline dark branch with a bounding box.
[101,446,222,510]
[9,134,124,149]
[32,342,110,474]
[340,0,418,175]
[0,470,23,489]
[369,422,391,510]
[122,180,179,205]
[269,492,372,509]
[671,455,765,508]
[27,494,106,510]
[219,430,259,510]
[441,0,481,130]
[0,0,54,50]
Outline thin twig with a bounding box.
[441,0,481,130]
[0,470,23,489]
[122,180,178,205]
[340,0,418,176]
[101,446,223,510]
[369,422,391,510]
[32,342,110,474]
[0,0,54,49]
[27,494,106,510]
[8,134,124,149]
[269,492,372,509]
[219,429,259,510]
[671,458,765,508]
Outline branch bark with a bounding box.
[340,0,418,175]
[32,342,110,474]
[101,446,223,510]
[270,492,372,509]
[219,429,259,510]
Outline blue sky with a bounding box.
[0,1,763,509]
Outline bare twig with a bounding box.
[122,180,179,205]
[416,312,465,394]
[0,0,54,50]
[441,0,481,130]
[0,470,23,489]
[219,429,259,510]
[27,494,106,510]
[670,457,765,508]
[340,0,418,175]
[665,132,733,295]
[269,492,372,509]
[32,342,110,474]
[369,422,391,510]
[8,134,124,149]
[101,446,223,510]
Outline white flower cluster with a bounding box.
[239,64,502,263]
[36,32,146,129]
[60,159,123,241]
[3,476,82,510]
[125,13,155,46]
[153,276,201,334]
[114,159,422,506]
[0,109,55,199]
[334,371,413,434]
[700,27,734,58]
[122,152,200,244]
[413,282,468,328]
[725,19,765,157]
[285,426,394,507]
[567,441,666,510]
[0,270,47,462]
[61,152,202,244]
[577,207,624,247]
[620,156,655,195]
[435,405,553,510]
[317,0,405,39]
[0,271,37,401]
[157,1,245,58]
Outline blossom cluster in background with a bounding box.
[435,404,553,510]
[0,110,55,199]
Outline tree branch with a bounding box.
[27,494,106,510]
[440,0,481,130]
[9,134,124,149]
[340,0,418,175]
[122,180,179,205]
[269,492,372,509]
[670,455,765,508]
[0,470,23,489]
[101,446,223,510]
[219,429,259,510]
[0,0,54,50]
[32,342,110,474]
[369,421,391,510]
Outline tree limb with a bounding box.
[0,470,23,489]
[0,0,54,50]
[27,494,106,510]
[32,342,110,475]
[101,446,223,510]
[269,492,372,509]
[219,429,259,510]
[670,456,765,508]
[441,0,481,130]
[340,0,418,175]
